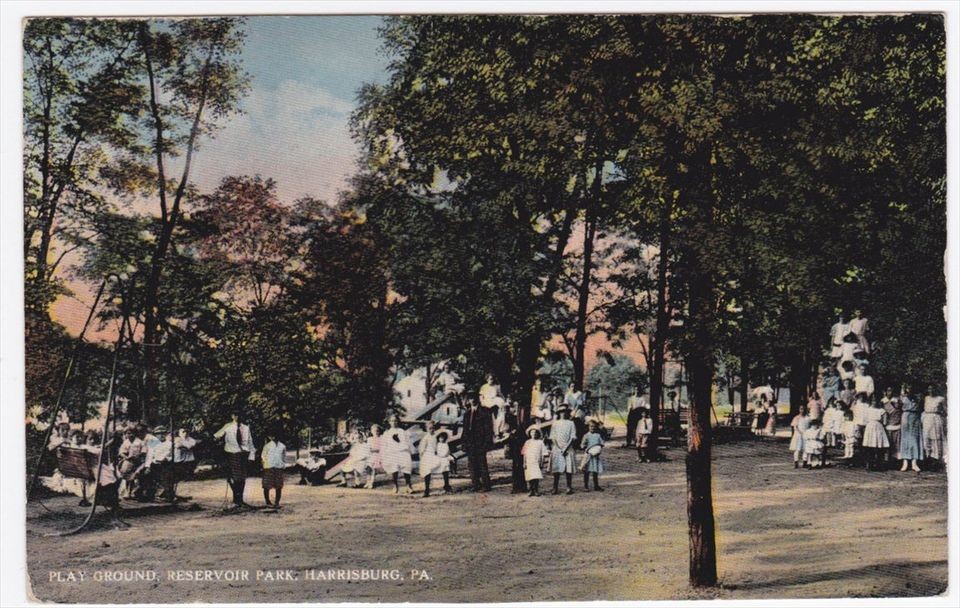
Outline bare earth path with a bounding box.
[26,436,947,603]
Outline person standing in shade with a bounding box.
[861,399,889,471]
[636,409,654,462]
[213,408,256,508]
[625,388,646,448]
[882,388,903,464]
[462,398,494,492]
[821,368,840,407]
[502,404,527,494]
[922,385,946,470]
[849,309,870,355]
[764,400,778,437]
[898,385,923,472]
[854,364,875,400]
[550,406,578,494]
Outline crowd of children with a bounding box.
[787,313,947,472]
[788,384,947,472]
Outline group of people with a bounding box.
[334,415,456,496]
[786,313,947,472]
[327,394,609,499]
[788,384,947,472]
[45,420,199,518]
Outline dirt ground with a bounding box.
[26,431,948,603]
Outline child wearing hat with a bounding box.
[522,427,548,496]
[579,420,605,491]
[261,428,287,508]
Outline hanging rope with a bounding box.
[28,278,109,501]
[47,308,130,537]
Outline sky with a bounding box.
[191,16,389,204]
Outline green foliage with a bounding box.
[586,354,647,411]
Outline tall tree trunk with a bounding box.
[648,192,674,455]
[137,25,213,423]
[573,209,597,391]
[739,356,749,413]
[788,348,814,417]
[725,370,735,407]
[685,269,719,588]
[678,142,718,588]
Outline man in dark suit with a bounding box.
[462,397,494,491]
[502,402,527,494]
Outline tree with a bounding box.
[131,18,248,423]
[23,18,142,322]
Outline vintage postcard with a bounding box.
[4,1,958,605]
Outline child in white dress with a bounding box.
[522,427,548,497]
[789,407,810,468]
[841,409,859,460]
[339,431,370,488]
[802,418,825,468]
[434,431,454,494]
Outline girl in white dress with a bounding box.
[861,401,889,471]
[789,406,810,468]
[522,427,548,496]
[802,418,826,468]
[434,431,454,494]
[339,430,370,488]
[381,415,415,494]
[822,399,842,448]
[841,409,858,460]
[418,421,441,497]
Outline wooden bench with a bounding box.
[56,447,99,481]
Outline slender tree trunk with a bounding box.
[573,209,597,391]
[648,192,674,454]
[739,356,749,413]
[725,371,735,407]
[788,348,815,417]
[137,26,213,423]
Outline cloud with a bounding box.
[191,79,362,205]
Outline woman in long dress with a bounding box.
[898,386,923,472]
[381,415,415,494]
[921,385,946,469]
